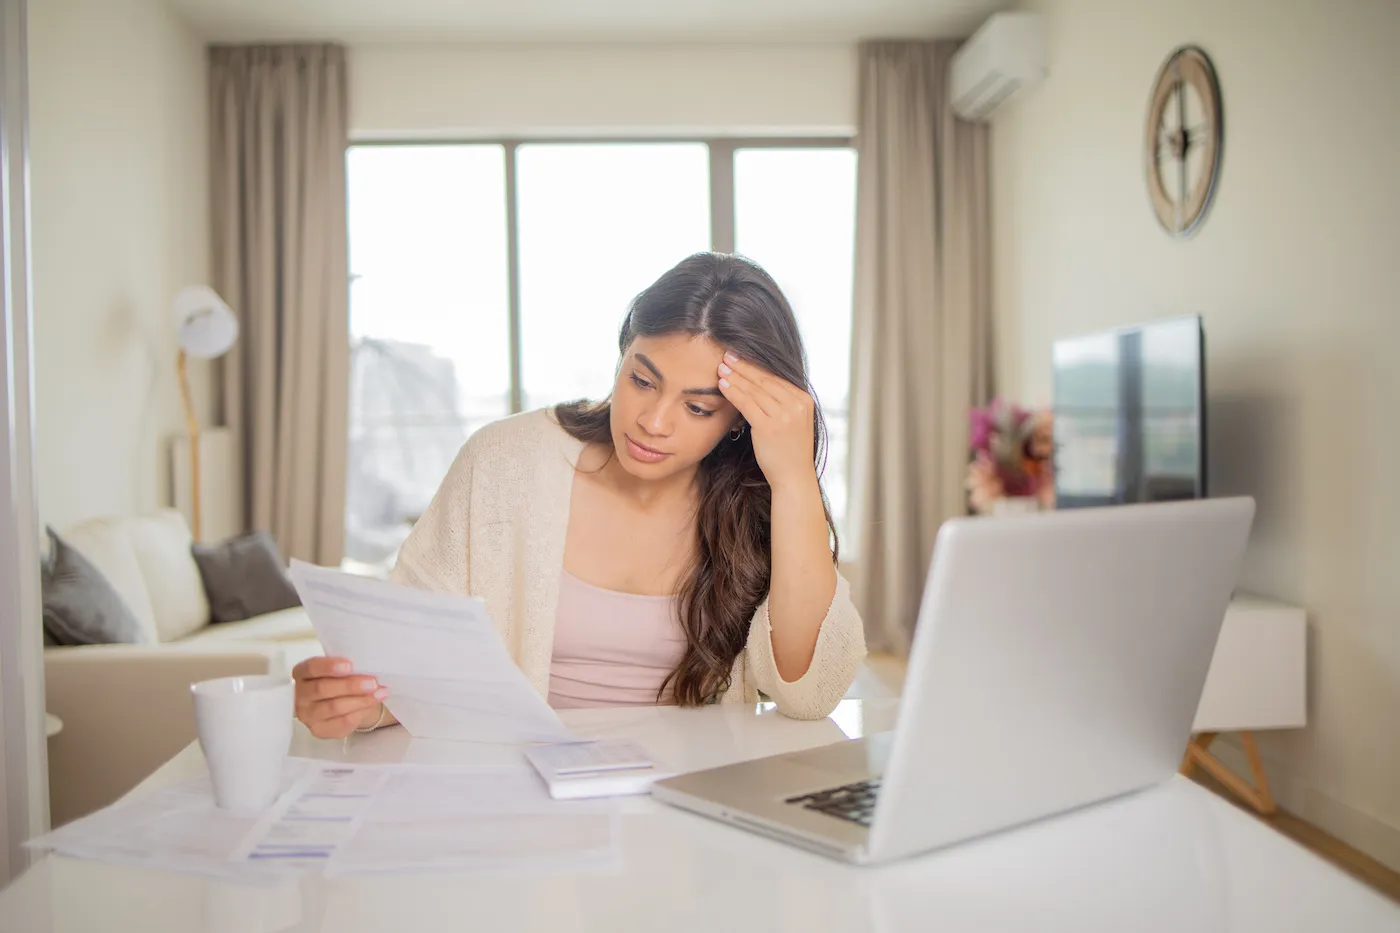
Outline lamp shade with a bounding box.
[174,286,238,359]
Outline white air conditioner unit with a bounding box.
[949,12,1047,122]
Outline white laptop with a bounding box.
[650,497,1256,865]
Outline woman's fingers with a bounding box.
[719,353,807,420]
[293,656,353,680]
[302,693,380,724]
[308,704,381,739]
[719,363,781,419]
[724,353,809,401]
[293,658,387,734]
[717,368,766,422]
[307,675,380,701]
[297,685,386,714]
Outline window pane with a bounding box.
[734,148,857,537]
[345,145,510,569]
[516,143,711,409]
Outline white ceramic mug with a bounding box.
[190,674,295,811]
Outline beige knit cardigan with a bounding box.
[389,409,866,720]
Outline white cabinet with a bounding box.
[1183,594,1306,815]
[1193,595,1307,733]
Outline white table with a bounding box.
[1,699,1397,932]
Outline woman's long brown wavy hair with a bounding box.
[554,252,838,707]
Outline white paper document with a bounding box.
[289,560,580,744]
[25,760,314,881]
[29,760,618,881]
[233,764,388,869]
[330,767,618,875]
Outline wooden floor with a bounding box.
[860,653,1400,905]
[1186,768,1400,904]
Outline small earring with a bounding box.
[729,424,746,442]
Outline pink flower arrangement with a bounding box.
[966,399,1055,515]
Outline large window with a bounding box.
[345,146,510,567]
[516,143,711,408]
[345,141,856,569]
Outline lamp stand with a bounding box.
[177,349,203,542]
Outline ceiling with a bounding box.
[165,0,1011,44]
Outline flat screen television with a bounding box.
[1052,315,1206,509]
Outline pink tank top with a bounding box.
[547,570,688,709]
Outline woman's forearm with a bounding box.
[765,475,838,681]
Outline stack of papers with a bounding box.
[28,760,618,880]
[289,561,583,745]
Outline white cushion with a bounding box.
[60,518,159,644]
[177,607,322,674]
[125,510,210,642]
[177,607,316,645]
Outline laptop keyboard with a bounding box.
[784,778,882,827]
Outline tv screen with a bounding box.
[1052,315,1206,509]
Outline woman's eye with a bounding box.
[687,404,715,417]
[629,373,653,390]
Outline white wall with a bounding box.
[992,0,1400,868]
[350,43,857,138]
[29,0,214,532]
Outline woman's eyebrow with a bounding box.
[634,353,724,397]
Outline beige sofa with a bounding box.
[43,509,322,826]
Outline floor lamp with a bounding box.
[174,286,239,542]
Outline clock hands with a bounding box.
[1175,69,1187,227]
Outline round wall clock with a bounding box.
[1145,45,1223,237]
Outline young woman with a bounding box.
[294,252,865,737]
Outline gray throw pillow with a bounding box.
[191,530,302,624]
[41,527,149,646]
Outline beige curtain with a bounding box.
[847,41,993,655]
[210,45,350,566]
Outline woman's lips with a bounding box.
[625,434,670,463]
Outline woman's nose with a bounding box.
[640,401,673,436]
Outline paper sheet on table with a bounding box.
[326,766,618,876]
[233,763,388,870]
[28,760,618,881]
[24,760,315,881]
[289,560,580,744]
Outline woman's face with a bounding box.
[608,333,742,481]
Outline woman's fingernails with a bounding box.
[359,679,378,692]
[719,378,730,389]
[334,662,351,675]
[724,351,739,364]
[373,688,389,701]
[718,363,732,376]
